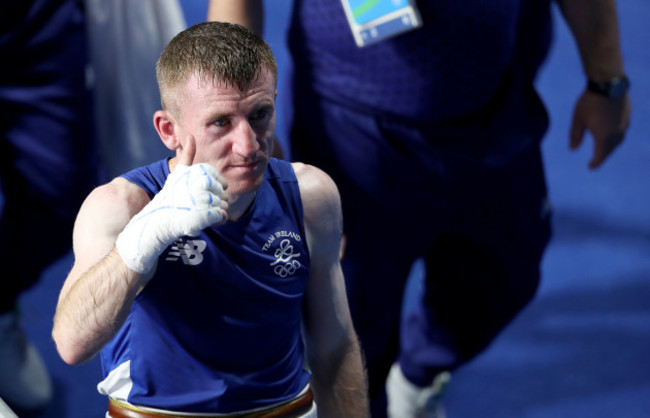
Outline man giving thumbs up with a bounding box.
[52,22,369,418]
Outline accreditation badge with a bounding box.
[340,0,422,47]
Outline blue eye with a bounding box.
[214,119,229,127]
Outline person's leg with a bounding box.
[290,93,450,417]
[398,143,551,387]
[341,231,418,412]
[0,0,98,314]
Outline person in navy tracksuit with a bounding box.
[0,0,100,411]
[209,1,631,416]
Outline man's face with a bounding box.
[174,68,277,196]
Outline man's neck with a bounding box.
[226,191,256,222]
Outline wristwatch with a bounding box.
[587,75,630,99]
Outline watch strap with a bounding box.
[587,75,630,98]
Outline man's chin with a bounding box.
[227,177,265,196]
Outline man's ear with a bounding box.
[154,110,180,150]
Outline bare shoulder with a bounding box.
[78,177,150,233]
[292,163,341,222]
[292,163,342,245]
[71,177,150,272]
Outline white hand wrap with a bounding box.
[115,163,226,274]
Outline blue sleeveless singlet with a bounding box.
[98,158,312,413]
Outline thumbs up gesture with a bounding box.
[116,136,228,274]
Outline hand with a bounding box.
[115,136,228,273]
[569,91,631,169]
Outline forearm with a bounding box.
[309,331,370,417]
[555,0,625,79]
[52,247,143,365]
[207,0,264,36]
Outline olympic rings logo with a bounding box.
[270,239,301,277]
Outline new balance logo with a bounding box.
[165,239,207,266]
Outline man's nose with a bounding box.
[232,121,260,157]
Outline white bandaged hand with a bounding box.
[115,163,227,274]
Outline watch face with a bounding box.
[610,77,630,98]
[589,76,630,98]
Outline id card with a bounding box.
[340,0,422,47]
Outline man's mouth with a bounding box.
[229,159,263,172]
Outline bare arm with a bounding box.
[52,179,151,365]
[555,0,631,169]
[295,163,370,418]
[556,0,624,80]
[207,0,264,36]
[53,137,227,365]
